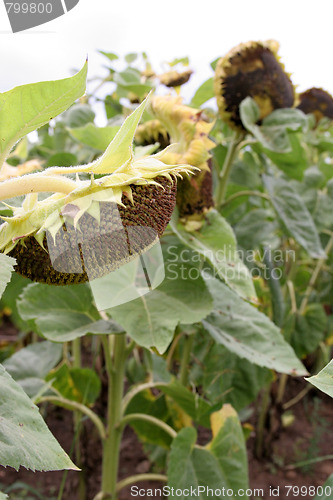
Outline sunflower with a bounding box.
[214,40,295,131]
[0,97,196,285]
[296,88,333,123]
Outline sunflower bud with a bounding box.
[296,88,333,123]
[214,40,295,131]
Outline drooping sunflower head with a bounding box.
[296,88,333,123]
[214,40,295,131]
[0,96,197,285]
[159,69,193,88]
[135,119,170,150]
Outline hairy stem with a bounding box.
[0,173,77,201]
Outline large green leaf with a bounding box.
[125,390,172,448]
[0,254,15,299]
[46,364,101,405]
[110,261,213,353]
[263,175,325,258]
[0,62,87,166]
[284,304,327,358]
[0,492,7,499]
[168,427,228,499]
[203,278,307,375]
[158,381,213,428]
[0,364,77,471]
[191,336,272,411]
[170,210,256,301]
[306,360,333,398]
[68,123,119,151]
[208,405,249,494]
[168,405,249,499]
[2,341,62,398]
[190,78,214,108]
[17,283,124,342]
[240,97,308,179]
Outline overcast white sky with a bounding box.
[1,0,333,111]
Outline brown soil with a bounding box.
[0,327,332,500]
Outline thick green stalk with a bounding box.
[215,132,244,208]
[101,334,127,499]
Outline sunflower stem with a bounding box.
[101,334,127,499]
[0,173,77,201]
[215,131,244,208]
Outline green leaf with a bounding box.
[99,51,119,62]
[208,405,249,493]
[0,364,78,471]
[263,175,325,258]
[286,304,327,358]
[91,94,149,174]
[240,97,307,152]
[110,261,213,354]
[17,283,124,342]
[191,336,272,411]
[234,209,278,250]
[168,406,249,500]
[170,209,256,301]
[2,341,62,398]
[158,381,212,428]
[240,98,308,179]
[0,62,87,166]
[190,78,214,108]
[64,103,95,128]
[169,57,189,67]
[125,53,138,64]
[125,390,172,448]
[168,427,229,499]
[46,152,78,167]
[306,360,333,398]
[0,493,7,499]
[47,364,101,405]
[0,254,15,300]
[203,278,307,375]
[68,123,119,151]
[114,68,152,98]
